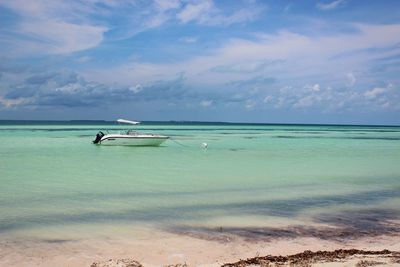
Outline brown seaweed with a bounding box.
[221,249,399,267]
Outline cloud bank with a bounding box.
[0,0,399,123]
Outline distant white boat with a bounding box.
[93,119,168,146]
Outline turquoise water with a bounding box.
[0,122,400,239]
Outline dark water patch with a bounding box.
[0,205,192,233]
[169,136,220,141]
[315,209,400,233]
[274,135,400,141]
[29,128,110,132]
[1,187,400,218]
[290,131,330,134]
[348,136,400,140]
[168,208,400,242]
[218,132,265,135]
[0,182,318,208]
[229,148,246,151]
[220,132,239,135]
[3,182,397,211]
[40,238,75,244]
[166,134,196,137]
[275,135,298,139]
[1,189,399,233]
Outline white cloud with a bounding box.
[145,0,181,28]
[360,84,399,110]
[1,1,399,119]
[81,22,400,114]
[312,84,320,92]
[215,6,263,26]
[0,0,108,55]
[364,87,386,99]
[211,59,283,73]
[85,23,400,107]
[177,1,214,23]
[316,0,346,11]
[263,95,273,103]
[3,1,396,115]
[177,0,263,26]
[129,84,143,93]
[154,0,181,12]
[19,20,107,54]
[0,70,188,109]
[0,0,263,55]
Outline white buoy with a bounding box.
[201,142,208,149]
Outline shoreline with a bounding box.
[1,200,399,266]
[1,227,399,267]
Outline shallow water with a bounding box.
[0,122,400,241]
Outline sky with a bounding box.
[0,0,399,124]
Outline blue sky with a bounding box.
[0,0,399,124]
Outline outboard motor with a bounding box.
[93,131,105,144]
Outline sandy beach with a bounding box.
[1,223,399,267]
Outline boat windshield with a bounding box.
[126,129,138,135]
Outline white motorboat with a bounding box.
[93,119,168,146]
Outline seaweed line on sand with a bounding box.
[221,249,400,267]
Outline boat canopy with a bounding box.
[117,119,140,125]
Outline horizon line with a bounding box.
[0,119,399,127]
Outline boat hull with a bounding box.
[98,135,168,146]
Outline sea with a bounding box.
[0,121,400,244]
